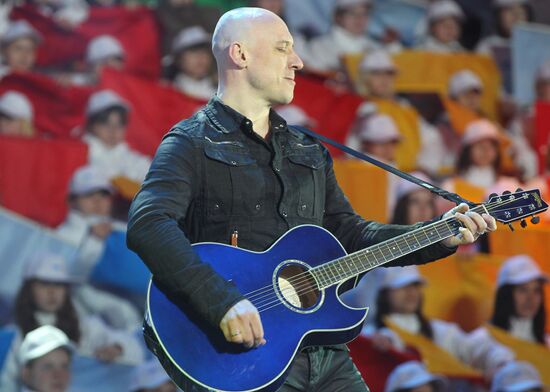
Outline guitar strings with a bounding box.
[249,199,535,311]
[239,197,538,312]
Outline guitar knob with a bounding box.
[520,219,528,228]
[531,216,540,225]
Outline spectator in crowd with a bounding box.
[82,89,151,182]
[416,0,465,53]
[447,70,537,180]
[491,361,545,392]
[534,60,550,103]
[361,266,514,378]
[385,360,447,392]
[390,172,438,226]
[128,359,177,392]
[164,26,216,100]
[476,0,532,94]
[356,50,447,174]
[156,0,221,56]
[0,91,35,138]
[0,252,146,391]
[440,119,520,196]
[18,325,73,392]
[0,21,42,77]
[470,255,549,349]
[56,165,126,279]
[71,35,126,85]
[302,0,387,73]
[276,104,316,128]
[448,69,484,115]
[353,113,402,166]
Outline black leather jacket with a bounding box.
[127,97,456,328]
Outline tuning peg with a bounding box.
[508,223,515,232]
[515,188,524,193]
[503,190,511,195]
[531,216,540,225]
[520,219,528,228]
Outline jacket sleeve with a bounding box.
[126,131,245,328]
[321,149,456,273]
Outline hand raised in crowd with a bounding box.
[370,332,395,352]
[94,343,123,362]
[441,203,497,247]
[219,299,266,349]
[90,222,113,240]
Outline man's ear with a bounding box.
[228,42,248,69]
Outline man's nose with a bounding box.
[290,51,304,71]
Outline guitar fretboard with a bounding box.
[310,208,480,289]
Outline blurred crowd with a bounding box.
[0,0,549,391]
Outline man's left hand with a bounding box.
[441,203,497,247]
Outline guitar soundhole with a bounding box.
[277,264,320,311]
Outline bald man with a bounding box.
[127,7,495,392]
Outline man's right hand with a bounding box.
[219,299,266,348]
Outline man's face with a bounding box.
[3,37,37,71]
[431,17,461,44]
[336,5,370,36]
[245,19,303,106]
[365,70,396,99]
[177,46,213,80]
[22,349,71,392]
[456,88,482,112]
[72,190,113,217]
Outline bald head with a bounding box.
[212,7,286,64]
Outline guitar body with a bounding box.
[146,225,368,392]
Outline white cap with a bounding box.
[462,119,500,146]
[360,50,397,73]
[497,255,549,287]
[335,0,371,9]
[449,69,483,97]
[427,1,464,22]
[0,90,33,121]
[172,26,211,53]
[494,0,528,8]
[19,326,73,366]
[128,359,172,392]
[24,252,74,284]
[395,172,432,201]
[276,105,316,127]
[86,35,125,64]
[385,361,446,392]
[69,165,113,196]
[357,114,402,143]
[1,20,42,47]
[535,60,550,82]
[380,266,426,290]
[491,361,543,392]
[86,89,130,118]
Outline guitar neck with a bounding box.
[311,205,486,289]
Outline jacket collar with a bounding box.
[203,95,289,136]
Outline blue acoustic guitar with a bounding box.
[146,189,547,392]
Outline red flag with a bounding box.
[0,72,93,139]
[100,68,206,156]
[292,75,363,157]
[10,5,161,79]
[0,136,88,227]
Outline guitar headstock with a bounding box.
[484,189,548,228]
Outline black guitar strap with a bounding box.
[292,125,476,207]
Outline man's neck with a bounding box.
[217,90,271,138]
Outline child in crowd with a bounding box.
[0,91,34,137]
[82,89,151,182]
[165,26,216,100]
[18,325,73,392]
[416,0,465,53]
[0,21,41,77]
[0,252,145,391]
[384,361,447,392]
